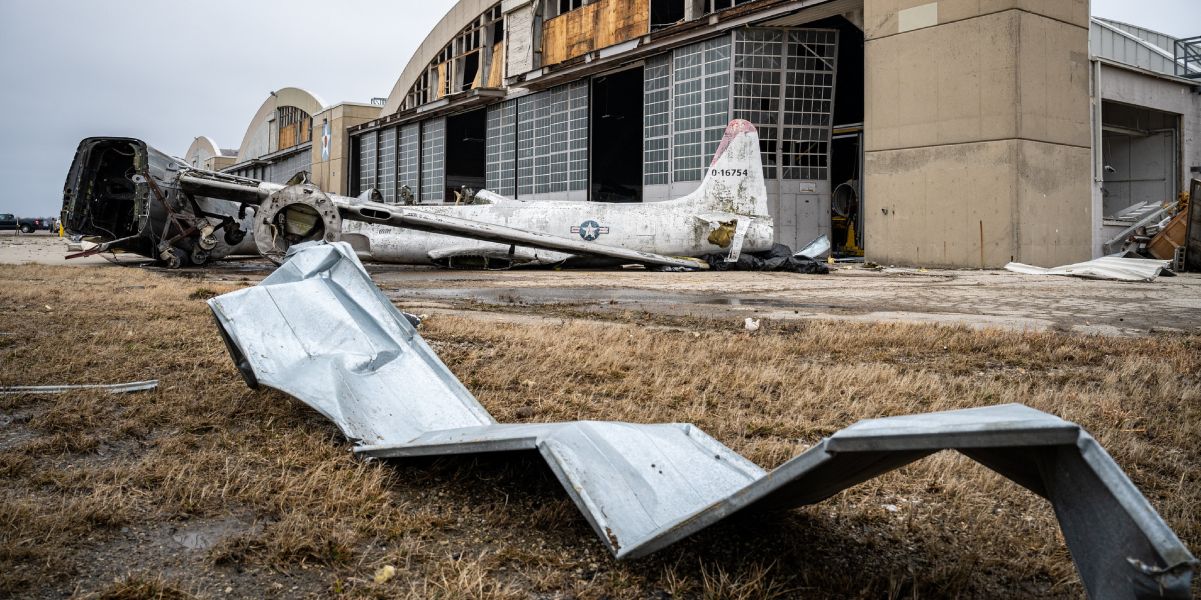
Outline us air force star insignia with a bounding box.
[571,220,609,241]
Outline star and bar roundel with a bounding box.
[571,220,610,241]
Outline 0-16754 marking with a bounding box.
[709,168,749,177]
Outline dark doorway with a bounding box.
[591,68,643,203]
[446,108,487,200]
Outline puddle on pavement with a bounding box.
[391,287,833,311]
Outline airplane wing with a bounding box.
[338,199,710,271]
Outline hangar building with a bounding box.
[195,0,1201,268]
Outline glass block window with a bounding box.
[358,130,377,193]
[486,100,517,196]
[781,29,837,180]
[515,82,589,197]
[378,127,396,203]
[420,119,445,203]
[568,81,589,192]
[643,54,672,186]
[672,36,732,182]
[516,96,536,197]
[733,28,837,181]
[398,124,420,202]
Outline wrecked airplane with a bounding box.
[62,121,782,270]
[207,241,1196,599]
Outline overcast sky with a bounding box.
[0,0,1196,217]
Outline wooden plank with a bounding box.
[436,63,448,99]
[541,0,649,67]
[486,42,505,88]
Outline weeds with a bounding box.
[0,264,1196,598]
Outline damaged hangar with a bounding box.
[193,0,1200,268]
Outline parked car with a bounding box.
[0,214,44,233]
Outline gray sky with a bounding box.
[0,0,1197,217]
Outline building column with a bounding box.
[862,0,1093,268]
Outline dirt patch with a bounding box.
[0,264,1197,598]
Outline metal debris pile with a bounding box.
[207,242,1196,599]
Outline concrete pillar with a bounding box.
[863,0,1093,268]
[309,103,383,196]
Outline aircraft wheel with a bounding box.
[163,248,186,269]
[191,247,209,265]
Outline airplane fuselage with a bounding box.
[342,197,775,267]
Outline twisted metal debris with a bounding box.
[208,243,1196,599]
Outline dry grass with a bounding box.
[0,263,1197,599]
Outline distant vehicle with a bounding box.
[0,214,43,233]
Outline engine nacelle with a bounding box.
[254,184,343,263]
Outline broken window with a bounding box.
[734,28,837,181]
[546,0,585,19]
[276,106,312,150]
[651,0,684,30]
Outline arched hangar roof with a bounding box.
[184,136,222,168]
[235,87,327,162]
[381,0,498,116]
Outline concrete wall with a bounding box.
[309,103,383,196]
[863,0,1093,267]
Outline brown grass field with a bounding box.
[0,264,1198,599]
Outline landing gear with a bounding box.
[162,247,186,269]
[190,246,209,265]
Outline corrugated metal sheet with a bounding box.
[209,242,1197,598]
[1091,18,1180,76]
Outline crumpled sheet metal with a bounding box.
[1005,257,1173,282]
[209,243,1196,599]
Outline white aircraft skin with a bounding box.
[340,119,775,267]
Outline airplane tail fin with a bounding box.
[685,120,770,217]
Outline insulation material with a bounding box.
[209,242,1196,599]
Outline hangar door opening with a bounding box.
[1100,101,1180,219]
[446,108,488,201]
[591,68,644,203]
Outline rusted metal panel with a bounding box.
[211,242,1197,598]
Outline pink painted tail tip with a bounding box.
[711,120,758,166]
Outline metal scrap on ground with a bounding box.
[208,243,1196,599]
[1005,256,1174,282]
[0,380,159,395]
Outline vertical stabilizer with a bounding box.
[682,120,770,217]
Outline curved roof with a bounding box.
[381,0,498,115]
[235,87,327,162]
[184,136,222,168]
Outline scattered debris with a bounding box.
[373,565,396,584]
[707,243,829,274]
[0,380,158,395]
[744,318,761,333]
[1004,257,1173,282]
[795,235,831,260]
[206,242,1197,597]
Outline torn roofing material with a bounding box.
[208,242,1196,598]
[1005,257,1174,282]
